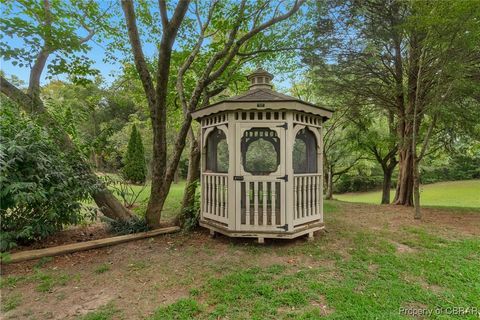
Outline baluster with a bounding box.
[316,175,321,215]
[308,176,315,216]
[207,176,211,213]
[220,176,225,217]
[262,181,267,226]
[253,181,259,226]
[224,177,228,218]
[271,182,276,225]
[293,177,298,220]
[245,181,251,225]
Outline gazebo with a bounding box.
[191,69,333,243]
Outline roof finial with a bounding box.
[247,68,274,90]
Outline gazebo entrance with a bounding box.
[235,123,286,232]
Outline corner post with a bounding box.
[227,112,236,230]
[285,111,295,232]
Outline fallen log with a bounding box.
[3,226,180,264]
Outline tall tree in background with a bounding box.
[306,0,480,209]
[123,124,147,184]
[406,0,480,218]
[121,0,306,228]
[0,0,133,221]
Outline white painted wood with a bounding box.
[227,112,236,229]
[197,99,330,236]
[192,101,333,120]
[285,111,294,231]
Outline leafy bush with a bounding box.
[335,173,393,193]
[122,124,146,184]
[0,107,99,251]
[180,181,201,231]
[421,154,480,184]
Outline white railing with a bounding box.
[293,173,322,225]
[202,173,229,224]
[238,180,284,230]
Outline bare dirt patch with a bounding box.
[333,202,480,238]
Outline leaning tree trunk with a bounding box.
[178,135,201,227]
[0,76,134,222]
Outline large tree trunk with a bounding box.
[178,135,201,227]
[394,32,423,207]
[381,166,394,204]
[393,144,414,206]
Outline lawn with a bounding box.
[129,180,186,220]
[92,174,186,221]
[336,180,480,209]
[2,201,479,319]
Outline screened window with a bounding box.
[293,128,317,173]
[205,128,229,173]
[241,128,280,175]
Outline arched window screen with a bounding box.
[293,128,317,173]
[241,128,280,175]
[206,128,229,173]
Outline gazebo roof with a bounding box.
[192,69,334,120]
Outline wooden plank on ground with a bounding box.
[4,226,180,264]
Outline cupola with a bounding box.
[247,68,274,90]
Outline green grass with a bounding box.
[94,263,110,274]
[336,180,480,208]
[1,293,22,312]
[131,180,185,220]
[78,304,119,320]
[148,226,480,319]
[89,174,185,220]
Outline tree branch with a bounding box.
[121,0,157,111]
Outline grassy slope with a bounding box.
[336,180,480,208]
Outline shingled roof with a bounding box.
[192,69,333,119]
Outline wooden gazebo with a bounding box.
[191,69,333,243]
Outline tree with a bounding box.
[406,0,480,218]
[0,101,98,250]
[306,0,480,208]
[323,109,364,200]
[0,0,133,221]
[121,0,306,228]
[123,124,147,184]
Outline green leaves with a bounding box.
[1,0,112,83]
[0,103,99,251]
